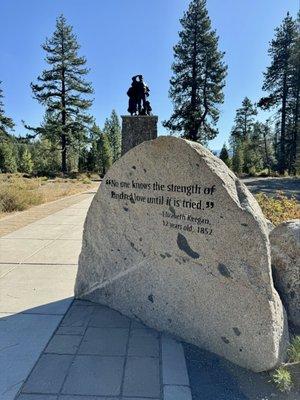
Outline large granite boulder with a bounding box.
[75,136,289,372]
[270,220,300,328]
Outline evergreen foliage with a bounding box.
[229,98,277,176]
[19,146,34,174]
[0,141,17,172]
[29,15,93,173]
[231,97,257,141]
[230,98,257,174]
[259,13,299,174]
[103,110,121,162]
[87,123,103,173]
[0,81,15,140]
[231,141,244,175]
[163,0,227,143]
[96,132,112,177]
[30,139,61,176]
[219,144,231,168]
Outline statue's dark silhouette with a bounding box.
[127,75,152,116]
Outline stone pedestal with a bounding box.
[121,115,158,155]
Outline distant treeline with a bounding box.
[0,108,120,177]
[220,12,300,176]
[0,2,299,176]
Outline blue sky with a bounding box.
[0,0,298,150]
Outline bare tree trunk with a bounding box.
[293,69,300,174]
[263,126,271,175]
[279,72,288,174]
[61,32,67,174]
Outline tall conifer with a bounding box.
[103,110,121,162]
[31,15,93,173]
[163,0,227,143]
[259,13,298,173]
[231,97,257,141]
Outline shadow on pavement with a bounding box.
[0,298,73,400]
[183,342,300,400]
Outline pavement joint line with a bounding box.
[161,337,191,390]
[26,223,85,226]
[16,395,159,399]
[15,239,59,265]
[19,211,87,264]
[57,304,96,397]
[1,312,68,316]
[20,312,70,316]
[0,262,77,266]
[14,300,76,399]
[115,317,131,398]
[0,238,82,241]
[42,352,160,358]
[15,221,84,265]
[163,383,191,388]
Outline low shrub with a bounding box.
[256,168,270,177]
[81,177,92,184]
[256,192,300,225]
[271,336,300,393]
[287,336,300,363]
[272,367,293,392]
[0,184,43,213]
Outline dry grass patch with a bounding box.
[0,174,98,218]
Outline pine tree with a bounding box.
[251,121,275,175]
[0,141,17,172]
[30,15,93,174]
[103,110,121,162]
[231,142,244,175]
[219,144,231,168]
[242,136,262,175]
[0,81,14,140]
[289,20,300,174]
[231,97,257,141]
[19,146,34,174]
[87,123,102,172]
[163,0,227,143]
[31,139,61,176]
[259,13,298,174]
[230,97,257,174]
[97,133,112,177]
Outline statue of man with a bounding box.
[127,75,152,116]
[127,76,139,115]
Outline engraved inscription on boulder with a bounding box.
[75,136,289,372]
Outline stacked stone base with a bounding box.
[121,115,158,155]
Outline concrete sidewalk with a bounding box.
[0,192,191,400]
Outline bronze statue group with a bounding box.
[127,75,152,116]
